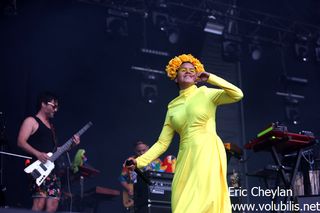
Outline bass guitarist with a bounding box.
[17,91,80,213]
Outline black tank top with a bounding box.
[28,117,56,155]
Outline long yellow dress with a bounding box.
[136,74,243,213]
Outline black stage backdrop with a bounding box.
[0,0,320,212]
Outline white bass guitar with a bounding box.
[24,121,93,186]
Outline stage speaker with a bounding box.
[134,171,173,206]
[135,204,171,213]
[134,171,173,213]
[297,195,320,213]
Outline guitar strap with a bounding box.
[49,123,58,152]
[49,123,69,176]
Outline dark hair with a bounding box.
[36,91,59,112]
[133,140,148,148]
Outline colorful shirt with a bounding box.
[119,158,162,184]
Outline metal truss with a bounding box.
[77,0,320,45]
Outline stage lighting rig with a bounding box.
[294,34,311,62]
[151,11,181,44]
[131,66,165,104]
[203,15,225,36]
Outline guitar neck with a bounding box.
[49,122,93,162]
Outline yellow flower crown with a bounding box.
[165,54,205,80]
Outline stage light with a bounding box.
[152,11,180,44]
[275,92,305,100]
[294,34,311,62]
[155,0,167,8]
[285,104,300,125]
[204,21,224,35]
[280,75,308,85]
[295,43,309,62]
[249,44,262,60]
[131,66,165,75]
[152,12,169,31]
[168,28,179,44]
[141,83,158,104]
[131,65,164,104]
[140,48,169,56]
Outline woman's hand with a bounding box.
[197,71,210,83]
[123,157,137,171]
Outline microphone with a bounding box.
[125,160,152,185]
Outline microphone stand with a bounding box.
[66,152,73,212]
[0,151,32,159]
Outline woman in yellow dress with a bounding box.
[127,54,243,213]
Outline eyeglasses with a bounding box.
[177,67,196,73]
[47,102,59,110]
